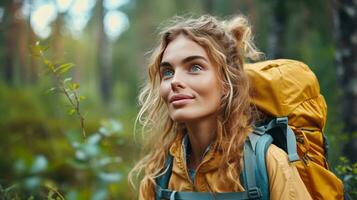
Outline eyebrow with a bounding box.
[160,55,208,68]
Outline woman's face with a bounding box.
[159,34,222,122]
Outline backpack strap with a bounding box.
[156,155,174,200]
[262,117,299,162]
[244,133,272,200]
[243,117,300,200]
[156,187,260,200]
[156,152,263,200]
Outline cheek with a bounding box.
[205,79,222,107]
[192,78,222,108]
[209,86,223,107]
[198,76,222,97]
[159,82,170,102]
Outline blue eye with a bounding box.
[190,65,202,72]
[162,69,174,78]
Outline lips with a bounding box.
[169,94,194,104]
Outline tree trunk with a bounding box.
[52,13,65,61]
[28,2,38,84]
[96,0,112,103]
[334,0,357,162]
[16,1,28,83]
[267,0,288,59]
[3,1,19,84]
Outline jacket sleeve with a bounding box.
[266,144,312,200]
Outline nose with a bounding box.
[170,71,184,91]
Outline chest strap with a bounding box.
[155,150,263,200]
[156,186,261,200]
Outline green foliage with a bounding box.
[25,44,131,199]
[30,42,87,139]
[0,41,136,198]
[62,119,125,199]
[0,100,130,199]
[335,157,357,199]
[0,184,21,200]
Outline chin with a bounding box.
[169,111,195,122]
[170,115,192,122]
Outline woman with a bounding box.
[129,15,312,200]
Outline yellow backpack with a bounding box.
[245,59,344,200]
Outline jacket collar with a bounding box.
[169,134,222,173]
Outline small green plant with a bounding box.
[24,42,125,199]
[335,156,357,199]
[0,184,20,200]
[45,182,65,200]
[30,42,87,139]
[0,183,64,200]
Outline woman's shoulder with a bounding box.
[265,144,312,199]
[266,144,297,179]
[266,144,289,164]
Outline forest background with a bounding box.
[0,0,356,199]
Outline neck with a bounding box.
[185,115,218,169]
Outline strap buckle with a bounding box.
[248,187,262,199]
[253,126,266,135]
[276,117,288,125]
[156,187,172,199]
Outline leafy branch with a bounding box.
[45,184,65,200]
[335,156,357,199]
[31,42,87,139]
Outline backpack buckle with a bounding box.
[156,187,172,199]
[276,117,288,125]
[248,187,262,199]
[253,126,266,135]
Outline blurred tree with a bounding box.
[28,0,39,84]
[266,0,289,59]
[2,0,34,84]
[52,11,65,62]
[96,0,113,103]
[16,2,29,83]
[334,0,357,162]
[246,0,257,26]
[2,0,19,84]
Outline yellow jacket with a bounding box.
[165,134,313,200]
